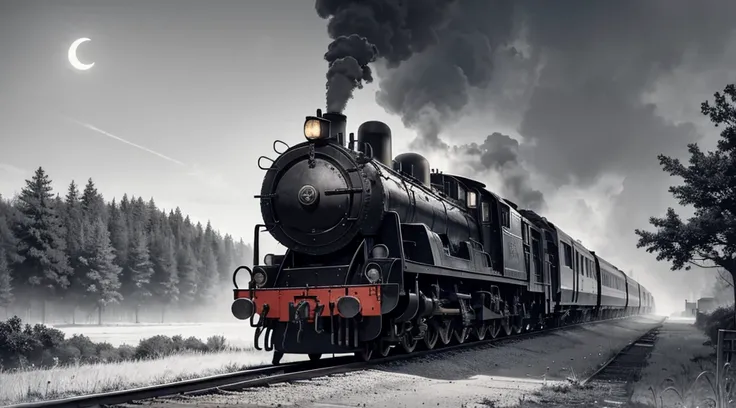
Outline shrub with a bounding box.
[206,335,227,352]
[117,344,136,361]
[183,336,208,352]
[134,335,175,359]
[700,305,736,345]
[0,316,235,372]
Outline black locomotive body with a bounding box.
[231,110,655,364]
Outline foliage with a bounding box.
[635,84,736,278]
[0,167,252,321]
[0,249,13,310]
[12,167,72,300]
[697,305,736,345]
[0,316,234,371]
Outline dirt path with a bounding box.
[629,318,716,407]
[139,315,665,408]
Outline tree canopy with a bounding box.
[635,84,736,281]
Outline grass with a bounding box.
[629,322,719,407]
[0,347,305,406]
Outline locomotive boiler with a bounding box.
[231,109,655,364]
[259,111,480,258]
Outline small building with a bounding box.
[683,300,697,317]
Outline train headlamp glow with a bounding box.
[304,117,330,141]
[370,244,389,259]
[365,263,381,283]
[263,254,274,266]
[252,269,267,288]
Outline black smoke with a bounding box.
[374,1,518,146]
[314,0,736,213]
[316,0,457,113]
[323,34,378,113]
[461,132,545,211]
[370,1,736,185]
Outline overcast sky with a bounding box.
[1,0,735,316]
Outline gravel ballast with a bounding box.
[140,315,665,408]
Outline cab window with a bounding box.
[467,191,477,208]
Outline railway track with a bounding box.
[580,318,665,405]
[4,315,662,408]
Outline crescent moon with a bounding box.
[68,38,95,71]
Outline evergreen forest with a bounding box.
[0,167,252,324]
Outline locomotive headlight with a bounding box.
[364,263,382,283]
[252,268,267,288]
[371,244,389,259]
[263,254,274,266]
[304,117,330,141]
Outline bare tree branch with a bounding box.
[718,268,734,288]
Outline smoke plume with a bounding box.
[316,0,457,113]
[323,34,378,113]
[460,132,545,211]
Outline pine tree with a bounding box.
[63,181,85,322]
[218,234,237,283]
[126,227,154,323]
[13,167,71,321]
[81,178,107,223]
[196,243,219,304]
[0,249,13,317]
[150,223,178,322]
[0,198,23,266]
[108,199,129,266]
[169,207,184,248]
[64,181,84,256]
[177,244,197,304]
[145,198,157,234]
[83,218,123,325]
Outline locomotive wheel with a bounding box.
[475,323,487,341]
[438,320,453,345]
[489,320,501,339]
[355,343,373,362]
[502,318,513,336]
[377,340,392,357]
[423,324,439,350]
[512,316,523,334]
[308,353,322,361]
[453,327,469,344]
[400,334,418,353]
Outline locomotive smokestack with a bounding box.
[357,121,392,167]
[322,112,347,146]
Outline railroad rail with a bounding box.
[4,315,664,408]
[580,318,665,405]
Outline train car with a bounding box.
[230,109,654,364]
[594,255,628,318]
[623,274,642,316]
[641,287,653,314]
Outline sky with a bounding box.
[1,0,735,316]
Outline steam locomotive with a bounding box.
[231,109,655,364]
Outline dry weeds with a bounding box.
[629,321,720,407]
[0,348,306,406]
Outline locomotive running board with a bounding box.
[403,260,528,286]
